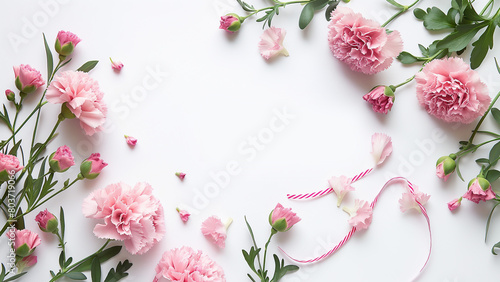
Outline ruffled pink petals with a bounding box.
[328,175,355,207]
[399,186,430,213]
[343,199,373,230]
[201,216,232,248]
[363,86,395,114]
[13,64,45,94]
[371,133,393,166]
[415,57,490,124]
[463,177,496,203]
[269,203,301,232]
[176,208,190,222]
[259,27,289,60]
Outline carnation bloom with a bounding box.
[327,7,403,74]
[49,145,75,172]
[269,203,301,232]
[0,153,23,182]
[436,155,456,181]
[176,208,190,222]
[82,182,165,255]
[55,30,81,57]
[110,58,124,71]
[13,64,45,94]
[399,186,430,213]
[363,86,395,114]
[6,229,41,257]
[328,175,355,207]
[259,27,289,60]
[448,198,462,211]
[124,135,137,146]
[463,177,496,203]
[153,246,226,282]
[343,199,373,230]
[415,57,490,124]
[219,14,241,32]
[35,209,58,233]
[201,216,232,248]
[371,133,393,165]
[46,70,107,136]
[80,153,107,179]
[175,172,186,180]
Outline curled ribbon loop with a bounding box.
[281,177,432,281]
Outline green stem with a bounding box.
[261,230,276,281]
[480,0,495,16]
[468,91,500,145]
[456,137,500,157]
[393,75,415,89]
[381,0,421,27]
[49,239,111,282]
[240,0,310,21]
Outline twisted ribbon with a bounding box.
[281,177,432,280]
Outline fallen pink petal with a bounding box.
[343,199,373,230]
[399,185,430,213]
[328,175,355,207]
[371,133,393,165]
[201,216,232,248]
[258,27,289,60]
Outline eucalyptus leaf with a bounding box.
[299,3,315,30]
[77,60,99,73]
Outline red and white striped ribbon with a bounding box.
[287,168,373,200]
[280,177,432,280]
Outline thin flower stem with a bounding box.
[456,137,500,157]
[381,0,421,27]
[480,0,495,16]
[393,75,416,89]
[241,0,310,21]
[261,231,276,280]
[468,91,500,145]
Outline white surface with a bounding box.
[1,0,500,281]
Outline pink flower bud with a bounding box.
[463,177,496,203]
[124,135,137,146]
[80,153,107,179]
[55,31,81,58]
[176,208,190,222]
[447,198,462,211]
[35,209,59,233]
[436,155,456,181]
[49,145,75,172]
[219,14,241,32]
[6,229,41,257]
[110,58,124,71]
[13,64,45,95]
[269,203,300,232]
[363,86,395,114]
[5,89,15,102]
[0,153,23,182]
[175,172,186,180]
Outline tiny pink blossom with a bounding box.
[35,209,58,233]
[13,64,45,94]
[371,133,393,165]
[327,7,403,74]
[80,153,107,179]
[259,27,289,60]
[153,246,226,282]
[269,203,301,232]
[82,182,166,255]
[176,208,190,222]
[416,57,490,124]
[124,135,137,146]
[463,178,496,203]
[201,216,232,248]
[399,186,430,213]
[46,71,107,136]
[110,58,124,71]
[219,14,241,32]
[56,30,81,48]
[343,199,373,230]
[448,198,462,211]
[49,145,75,172]
[328,175,355,207]
[5,89,15,101]
[175,172,186,180]
[363,86,395,114]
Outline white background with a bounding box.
[1,0,500,281]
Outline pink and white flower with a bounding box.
[176,208,190,222]
[46,70,107,136]
[6,229,41,257]
[258,27,289,60]
[124,135,137,146]
[327,7,403,74]
[371,133,393,165]
[343,199,373,230]
[399,186,430,213]
[328,175,355,207]
[55,30,81,57]
[153,246,226,282]
[448,198,462,211]
[463,177,496,203]
[363,86,395,114]
[82,182,166,255]
[49,145,75,173]
[416,57,490,124]
[201,216,232,248]
[269,203,301,232]
[13,64,45,94]
[110,58,124,71]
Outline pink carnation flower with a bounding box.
[416,57,490,124]
[13,64,45,94]
[110,58,124,71]
[124,135,137,146]
[55,31,81,57]
[399,186,430,213]
[46,71,107,136]
[176,208,190,222]
[82,182,166,255]
[371,133,393,165]
[175,172,186,180]
[363,86,395,114]
[153,246,226,282]
[201,216,232,248]
[463,177,496,203]
[328,175,355,207]
[259,27,289,60]
[448,198,462,211]
[6,228,41,257]
[269,203,301,232]
[343,199,373,230]
[49,145,75,172]
[327,7,403,74]
[0,153,23,182]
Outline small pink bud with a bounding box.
[13,64,45,95]
[49,145,75,172]
[176,208,190,222]
[5,89,15,102]
[448,198,462,211]
[269,203,300,232]
[55,30,81,58]
[175,172,186,180]
[35,209,58,233]
[124,135,137,146]
[110,58,124,71]
[80,153,107,179]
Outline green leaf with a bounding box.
[271,254,299,281]
[4,272,27,282]
[64,272,87,280]
[492,241,500,255]
[455,159,465,181]
[14,208,24,230]
[490,141,500,164]
[310,0,329,10]
[486,170,500,183]
[73,246,122,272]
[247,274,256,282]
[104,260,132,282]
[59,251,65,269]
[413,8,426,20]
[60,206,66,240]
[91,257,101,282]
[470,23,495,69]
[242,247,261,274]
[397,51,419,64]
[43,33,54,82]
[495,57,500,74]
[64,257,73,269]
[8,140,22,157]
[492,108,500,124]
[418,44,429,57]
[437,22,489,52]
[422,7,456,30]
[0,264,5,281]
[463,3,485,21]
[77,61,99,73]
[386,0,404,9]
[237,0,256,12]
[0,105,12,129]
[476,158,490,164]
[299,3,315,30]
[325,1,340,21]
